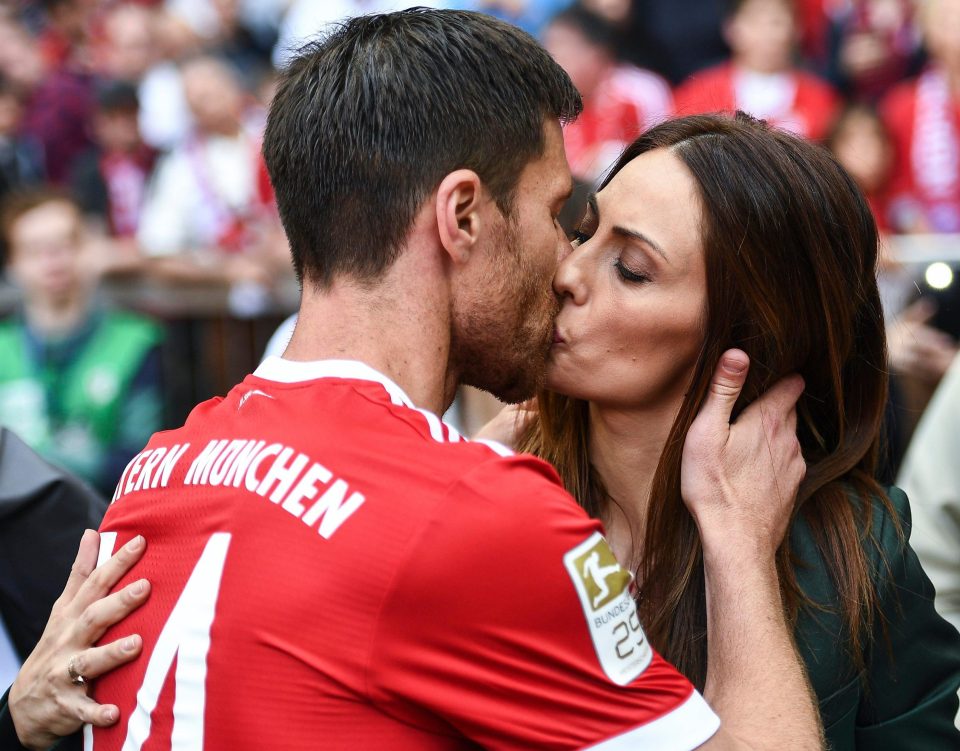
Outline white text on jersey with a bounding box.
[111,439,366,539]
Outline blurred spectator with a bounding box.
[543,5,673,183]
[888,298,959,385]
[674,0,840,141]
[95,2,191,152]
[137,56,283,294]
[827,103,894,231]
[825,0,923,102]
[612,0,728,85]
[449,0,574,36]
[37,0,94,72]
[581,0,632,23]
[165,0,279,79]
[273,1,443,69]
[0,427,106,691]
[68,80,156,240]
[0,425,108,751]
[0,15,93,184]
[881,0,960,233]
[0,77,43,215]
[0,190,162,497]
[898,354,960,640]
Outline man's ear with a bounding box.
[435,169,485,264]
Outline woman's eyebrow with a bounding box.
[587,192,670,264]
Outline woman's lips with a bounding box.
[552,329,565,345]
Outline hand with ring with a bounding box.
[8,530,151,749]
[67,657,86,687]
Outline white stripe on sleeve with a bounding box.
[583,691,720,751]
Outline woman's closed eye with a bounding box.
[615,258,650,284]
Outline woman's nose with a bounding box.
[553,242,588,304]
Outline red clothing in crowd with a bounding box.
[17,69,94,184]
[881,68,960,233]
[674,62,840,141]
[563,65,674,182]
[796,0,833,63]
[100,148,157,237]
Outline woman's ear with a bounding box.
[435,169,484,264]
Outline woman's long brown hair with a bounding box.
[519,112,896,689]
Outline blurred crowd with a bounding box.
[1,0,960,496]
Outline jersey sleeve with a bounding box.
[367,454,720,751]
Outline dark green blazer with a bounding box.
[792,486,960,750]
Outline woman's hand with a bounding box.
[9,531,150,749]
[680,350,806,562]
[473,399,538,449]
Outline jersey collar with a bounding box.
[253,356,416,409]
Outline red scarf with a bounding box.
[912,68,960,231]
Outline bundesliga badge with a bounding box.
[564,531,652,685]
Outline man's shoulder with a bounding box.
[423,449,591,553]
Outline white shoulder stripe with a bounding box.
[473,439,515,458]
[253,357,464,445]
[583,691,720,751]
[415,408,446,443]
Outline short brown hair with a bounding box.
[263,8,582,288]
[1,188,80,258]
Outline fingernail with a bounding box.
[122,636,137,652]
[722,358,746,375]
[104,707,118,723]
[126,535,144,552]
[133,579,147,595]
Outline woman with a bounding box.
[486,112,960,748]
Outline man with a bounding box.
[0,190,163,497]
[4,9,818,750]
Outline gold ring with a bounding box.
[67,657,86,686]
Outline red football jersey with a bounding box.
[674,62,839,141]
[86,358,719,750]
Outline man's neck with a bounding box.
[283,259,458,415]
